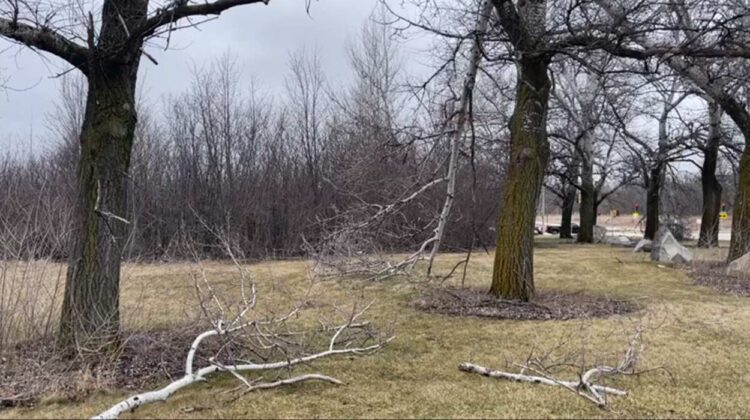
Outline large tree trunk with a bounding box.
[576,106,596,244]
[59,64,138,353]
[559,154,579,239]
[57,0,145,354]
[644,166,662,240]
[699,101,722,248]
[578,186,595,242]
[490,54,551,301]
[644,105,670,241]
[560,185,576,239]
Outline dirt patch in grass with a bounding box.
[0,324,241,409]
[413,287,639,320]
[689,261,750,297]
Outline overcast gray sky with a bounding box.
[0,0,430,155]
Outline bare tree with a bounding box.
[588,0,750,258]
[286,48,329,208]
[549,57,635,242]
[610,73,696,240]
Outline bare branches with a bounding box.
[137,0,269,41]
[92,249,391,419]
[0,18,89,73]
[94,310,390,419]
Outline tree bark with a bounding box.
[644,165,662,240]
[578,187,595,242]
[698,101,722,248]
[59,64,139,353]
[577,135,595,243]
[490,53,551,301]
[559,152,579,239]
[560,184,576,239]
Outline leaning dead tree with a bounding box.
[94,257,391,419]
[310,1,492,281]
[425,0,493,275]
[460,330,646,408]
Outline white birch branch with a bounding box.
[459,362,628,401]
[460,331,643,407]
[94,337,390,419]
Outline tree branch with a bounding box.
[0,18,89,73]
[137,0,270,40]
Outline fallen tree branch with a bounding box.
[94,327,389,419]
[459,362,627,404]
[93,240,392,419]
[459,330,644,407]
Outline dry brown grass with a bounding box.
[3,243,750,418]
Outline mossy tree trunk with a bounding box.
[0,0,272,357]
[698,101,722,248]
[490,54,551,301]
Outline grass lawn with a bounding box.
[3,243,750,418]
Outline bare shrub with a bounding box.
[0,259,65,349]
